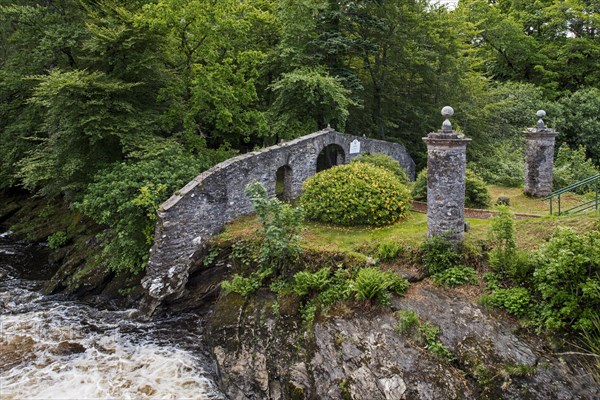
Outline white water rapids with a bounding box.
[0,236,225,399]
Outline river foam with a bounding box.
[0,237,224,400]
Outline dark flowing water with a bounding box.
[0,232,225,399]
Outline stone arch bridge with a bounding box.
[141,127,415,312]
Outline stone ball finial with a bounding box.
[441,106,454,132]
[536,109,546,129]
[442,106,454,118]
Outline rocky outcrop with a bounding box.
[200,277,599,400]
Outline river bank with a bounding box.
[0,190,143,306]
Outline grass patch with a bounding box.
[302,212,428,252]
[514,213,598,250]
[221,211,428,255]
[487,185,587,215]
[221,210,598,255]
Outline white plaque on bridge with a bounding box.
[349,139,361,154]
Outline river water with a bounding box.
[0,232,225,399]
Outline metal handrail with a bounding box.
[543,174,600,199]
[544,174,600,215]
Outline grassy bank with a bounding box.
[221,208,599,255]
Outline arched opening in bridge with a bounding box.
[275,165,292,201]
[316,144,345,172]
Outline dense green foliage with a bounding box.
[292,267,332,297]
[301,163,411,226]
[432,266,478,287]
[420,234,478,287]
[76,142,228,273]
[350,153,409,184]
[2,0,600,277]
[553,144,600,193]
[481,287,531,318]
[411,169,428,202]
[470,143,524,187]
[531,228,600,331]
[488,206,520,280]
[554,88,600,165]
[350,267,409,305]
[269,67,354,135]
[377,241,404,261]
[47,231,69,250]
[412,168,490,209]
[420,234,463,276]
[244,181,305,271]
[465,170,492,209]
[221,181,304,295]
[485,214,600,333]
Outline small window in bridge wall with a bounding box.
[276,165,292,201]
[316,144,345,172]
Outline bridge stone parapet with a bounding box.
[140,128,415,314]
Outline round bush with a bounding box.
[301,163,411,226]
[412,169,428,201]
[411,168,491,209]
[350,153,409,184]
[465,169,491,208]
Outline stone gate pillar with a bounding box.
[423,107,471,243]
[524,110,557,197]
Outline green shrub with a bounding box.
[350,153,409,184]
[316,269,353,306]
[553,144,600,194]
[221,274,263,297]
[481,287,531,317]
[396,311,453,361]
[487,206,534,285]
[293,268,331,296]
[420,235,463,275]
[350,267,409,304]
[412,168,491,209]
[387,271,410,296]
[351,267,391,304]
[396,310,420,334]
[221,266,273,297]
[488,206,516,256]
[47,231,68,250]
[77,141,230,273]
[411,169,428,201]
[245,181,304,271]
[230,239,261,267]
[531,228,600,331]
[377,241,402,261]
[432,266,478,286]
[420,322,454,361]
[488,206,515,272]
[470,141,524,187]
[483,272,502,291]
[301,163,411,227]
[465,169,492,208]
